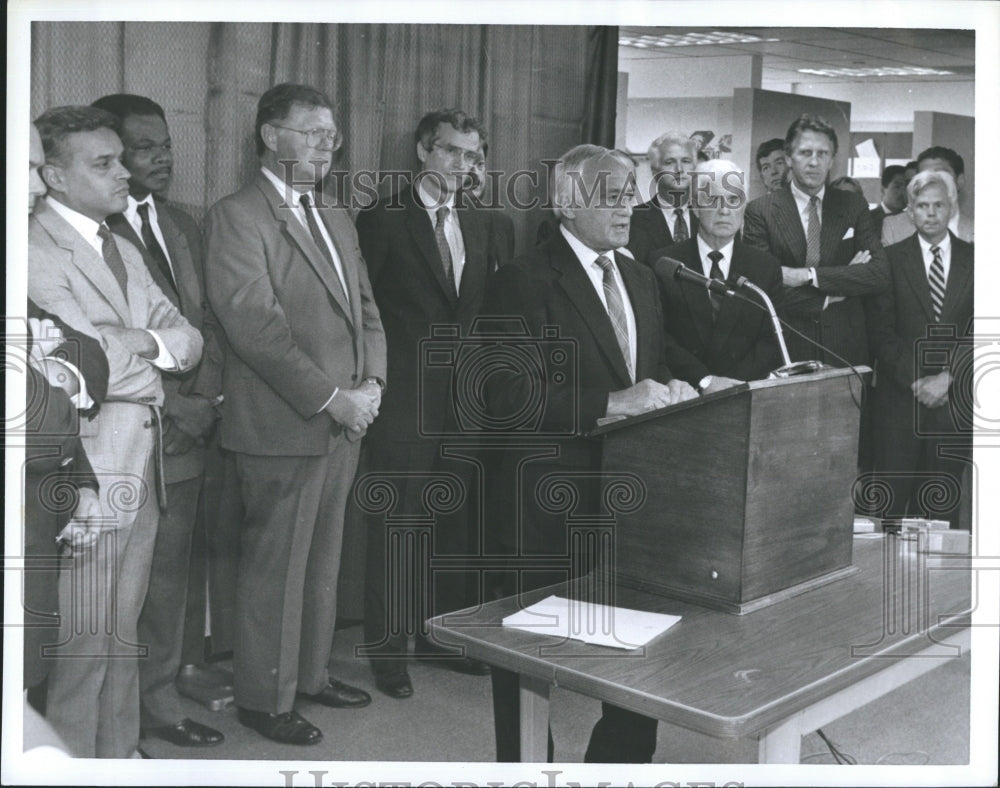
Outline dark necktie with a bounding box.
[672,208,689,243]
[435,206,457,297]
[135,203,177,297]
[97,223,129,300]
[708,250,725,319]
[805,195,821,267]
[595,254,633,381]
[300,193,349,302]
[928,245,945,321]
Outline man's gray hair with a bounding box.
[647,131,697,170]
[908,169,958,206]
[552,144,634,218]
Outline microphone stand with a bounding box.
[735,276,822,378]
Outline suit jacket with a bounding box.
[743,186,888,367]
[882,210,974,246]
[867,232,974,435]
[869,205,888,238]
[651,238,783,383]
[482,230,674,556]
[355,185,510,441]
[28,200,202,519]
[627,195,698,266]
[204,173,386,456]
[107,200,224,483]
[27,297,110,416]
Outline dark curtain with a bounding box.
[582,26,620,147]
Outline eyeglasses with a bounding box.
[127,142,172,157]
[431,142,480,166]
[270,124,342,150]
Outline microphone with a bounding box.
[734,275,822,377]
[657,257,735,297]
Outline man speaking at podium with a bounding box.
[651,158,784,389]
[482,144,697,763]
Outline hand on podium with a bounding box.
[607,378,697,418]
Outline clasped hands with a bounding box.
[325,379,382,433]
[606,377,699,418]
[57,487,103,555]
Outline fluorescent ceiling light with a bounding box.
[797,66,954,77]
[620,31,779,48]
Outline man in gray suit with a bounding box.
[205,83,386,746]
[29,106,203,758]
[93,93,225,748]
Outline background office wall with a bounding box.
[31,21,610,253]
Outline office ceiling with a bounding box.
[619,27,975,84]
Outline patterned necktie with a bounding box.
[595,255,633,381]
[672,208,689,243]
[805,195,821,267]
[97,223,129,300]
[300,193,349,302]
[708,250,725,319]
[928,245,946,321]
[136,203,177,297]
[435,206,457,297]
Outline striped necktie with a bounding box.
[672,208,689,243]
[97,223,129,300]
[596,254,633,381]
[928,245,946,321]
[805,195,821,267]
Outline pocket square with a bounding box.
[841,227,855,240]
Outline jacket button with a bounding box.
[351,374,358,381]
[143,420,153,428]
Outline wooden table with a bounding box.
[427,535,971,763]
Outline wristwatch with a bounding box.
[363,376,385,392]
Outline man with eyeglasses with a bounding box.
[91,93,226,749]
[204,83,386,746]
[355,109,511,701]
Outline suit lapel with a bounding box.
[674,241,714,348]
[899,234,936,322]
[942,234,973,323]
[405,187,459,308]
[319,207,362,330]
[156,205,202,322]
[256,176,353,325]
[819,188,848,266]
[455,204,487,311]
[37,204,131,323]
[550,238,632,388]
[711,245,753,351]
[774,189,807,266]
[617,251,658,380]
[106,212,183,311]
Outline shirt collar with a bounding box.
[416,179,456,213]
[559,223,631,267]
[45,196,103,242]
[125,193,156,224]
[790,179,825,213]
[917,230,951,258]
[696,234,735,268]
[261,165,314,208]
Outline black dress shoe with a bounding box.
[374,672,413,699]
[236,707,322,745]
[297,679,371,709]
[142,718,225,747]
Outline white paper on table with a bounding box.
[502,595,681,650]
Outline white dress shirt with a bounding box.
[560,224,637,380]
[416,180,467,291]
[659,201,692,240]
[917,231,952,284]
[124,194,174,272]
[45,196,178,370]
[696,235,734,280]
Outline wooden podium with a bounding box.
[592,367,868,614]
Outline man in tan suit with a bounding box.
[205,83,386,746]
[93,93,226,748]
[29,105,203,758]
